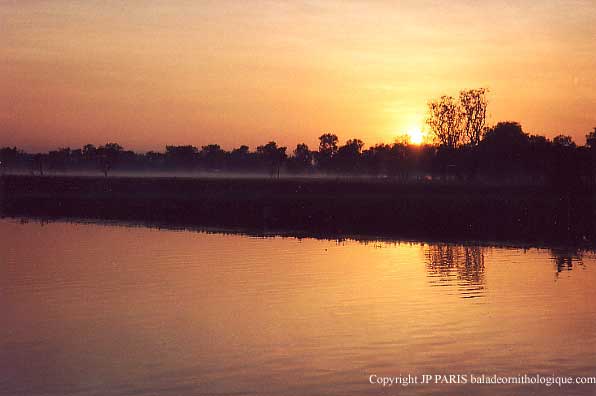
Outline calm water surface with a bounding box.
[1,219,596,395]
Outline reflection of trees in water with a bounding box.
[550,248,584,277]
[425,244,486,298]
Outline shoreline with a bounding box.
[3,214,595,253]
[2,174,595,247]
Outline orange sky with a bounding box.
[1,0,595,152]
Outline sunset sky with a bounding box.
[1,0,595,152]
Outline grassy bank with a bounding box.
[1,175,594,245]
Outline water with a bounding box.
[1,219,595,395]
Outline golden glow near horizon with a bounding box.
[1,1,595,152]
[406,128,424,145]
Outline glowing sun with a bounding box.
[406,127,424,145]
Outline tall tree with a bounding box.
[480,122,529,175]
[97,143,123,176]
[200,144,227,170]
[460,88,488,146]
[230,145,252,171]
[291,143,313,173]
[316,133,339,171]
[335,139,364,173]
[257,141,287,178]
[426,95,464,150]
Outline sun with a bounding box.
[406,127,424,145]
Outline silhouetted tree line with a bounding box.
[1,87,594,189]
[2,125,596,188]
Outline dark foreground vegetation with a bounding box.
[2,175,595,246]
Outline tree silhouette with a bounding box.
[335,139,364,173]
[97,143,123,177]
[145,150,165,170]
[200,144,226,170]
[460,88,488,146]
[585,128,596,185]
[165,145,198,170]
[585,127,596,148]
[81,144,97,170]
[427,95,464,150]
[230,145,252,171]
[361,144,391,176]
[479,121,529,176]
[526,134,551,181]
[315,133,339,171]
[48,147,71,173]
[552,134,580,190]
[0,91,591,185]
[391,141,414,179]
[256,141,287,178]
[553,134,576,148]
[0,147,19,174]
[427,88,489,151]
[33,153,45,176]
[289,143,313,173]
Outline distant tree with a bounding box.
[82,144,97,158]
[165,145,198,169]
[390,142,413,180]
[584,128,596,186]
[346,138,364,152]
[335,139,364,173]
[0,147,19,174]
[103,143,123,152]
[146,151,165,169]
[48,147,71,172]
[361,144,392,176]
[553,135,576,148]
[231,145,249,157]
[316,133,339,171]
[483,122,528,147]
[294,143,313,165]
[460,88,488,146]
[70,149,83,168]
[426,95,464,150]
[417,144,437,176]
[289,143,313,173]
[480,122,529,176]
[200,144,227,170]
[318,133,338,155]
[82,144,97,170]
[528,134,550,147]
[585,127,596,149]
[526,134,552,180]
[551,135,580,190]
[33,153,45,176]
[97,143,123,177]
[257,141,287,178]
[230,145,252,171]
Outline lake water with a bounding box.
[1,218,596,395]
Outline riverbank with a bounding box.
[1,175,594,246]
